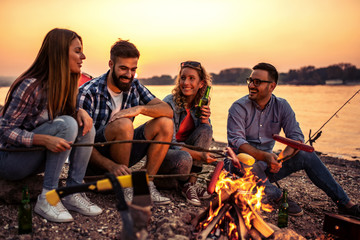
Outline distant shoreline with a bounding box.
[2,62,360,86]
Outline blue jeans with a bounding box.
[225,151,350,206]
[0,116,95,190]
[159,124,212,181]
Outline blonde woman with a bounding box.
[0,28,102,222]
[158,61,216,206]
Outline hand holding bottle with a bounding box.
[198,105,211,124]
[195,86,211,119]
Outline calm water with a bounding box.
[1,85,359,160]
[134,85,360,161]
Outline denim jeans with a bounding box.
[0,115,95,190]
[224,151,350,206]
[159,124,212,181]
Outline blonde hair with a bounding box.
[172,62,212,109]
[3,28,82,119]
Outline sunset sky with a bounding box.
[1,0,359,79]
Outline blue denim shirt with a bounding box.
[227,94,304,154]
[163,94,212,149]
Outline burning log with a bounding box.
[194,197,274,239]
[247,203,274,238]
[195,203,232,240]
[194,162,275,240]
[191,189,233,228]
[231,203,249,240]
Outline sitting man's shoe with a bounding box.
[149,181,171,205]
[274,197,303,216]
[182,182,201,206]
[35,195,74,222]
[62,193,102,216]
[196,186,212,200]
[338,204,360,218]
[287,198,304,216]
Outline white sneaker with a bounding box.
[62,193,102,216]
[149,181,171,205]
[123,187,133,203]
[34,195,74,223]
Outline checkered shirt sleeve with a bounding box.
[0,78,45,147]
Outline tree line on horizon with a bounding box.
[1,63,359,87]
[139,63,360,86]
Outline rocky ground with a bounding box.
[0,141,359,240]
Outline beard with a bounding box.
[111,67,134,92]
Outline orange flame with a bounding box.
[199,166,273,236]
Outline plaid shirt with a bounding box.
[77,71,155,131]
[0,78,48,148]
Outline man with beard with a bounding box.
[77,39,173,205]
[225,62,360,218]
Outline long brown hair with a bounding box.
[2,28,82,119]
[172,62,212,109]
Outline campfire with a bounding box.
[192,164,274,239]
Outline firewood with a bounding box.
[248,228,262,240]
[195,203,232,240]
[248,204,274,238]
[231,203,249,240]
[191,190,232,227]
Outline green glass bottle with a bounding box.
[195,86,211,118]
[18,186,32,235]
[277,189,289,228]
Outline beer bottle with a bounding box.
[195,86,211,118]
[18,186,32,235]
[277,189,289,228]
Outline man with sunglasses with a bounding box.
[226,62,359,217]
[77,39,173,205]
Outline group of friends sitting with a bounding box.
[0,28,358,223]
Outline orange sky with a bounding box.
[0,0,359,79]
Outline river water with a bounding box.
[1,85,359,160]
[135,85,360,161]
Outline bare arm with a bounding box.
[180,147,217,164]
[89,148,131,176]
[109,98,173,123]
[140,98,173,118]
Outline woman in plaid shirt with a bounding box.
[0,28,102,222]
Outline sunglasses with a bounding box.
[180,61,202,71]
[246,77,273,87]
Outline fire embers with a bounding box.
[193,168,274,239]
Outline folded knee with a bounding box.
[177,151,193,171]
[54,116,78,140]
[106,118,134,138]
[152,117,174,136]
